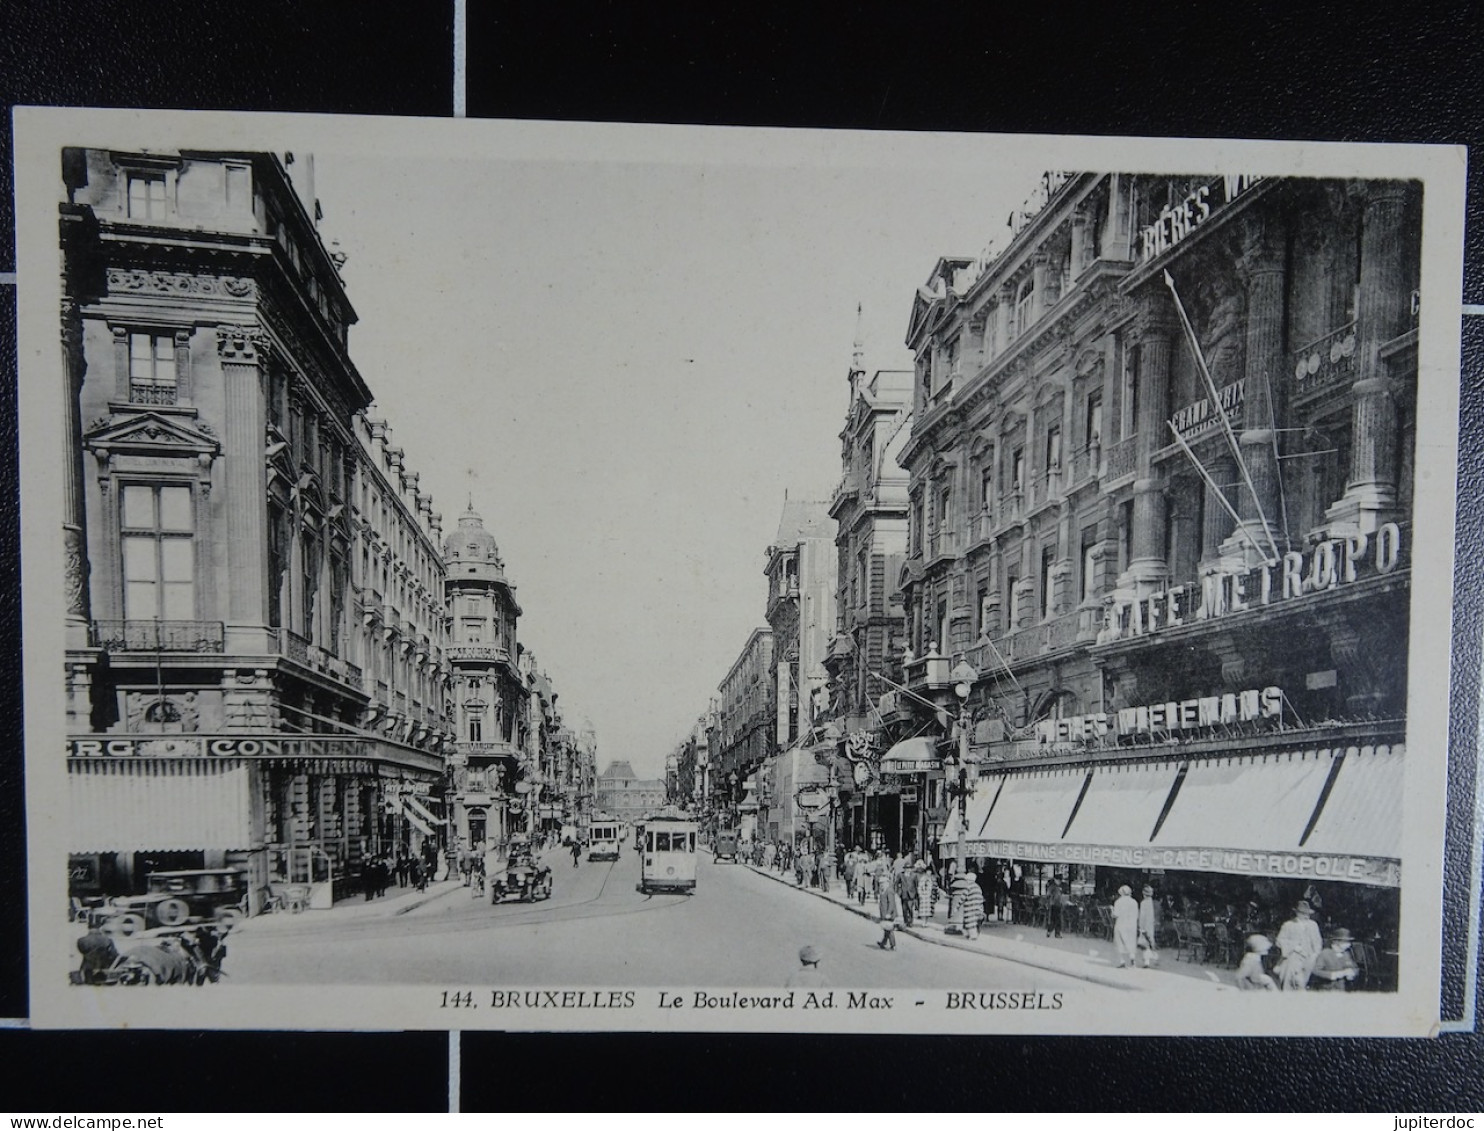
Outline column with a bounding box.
[994,285,1012,354]
[1030,254,1049,324]
[1328,182,1409,535]
[61,300,92,649]
[1201,453,1237,562]
[1126,301,1172,590]
[218,325,272,651]
[1229,213,1286,561]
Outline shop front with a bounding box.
[954,736,1403,980]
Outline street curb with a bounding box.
[741,864,1217,993]
[392,878,465,916]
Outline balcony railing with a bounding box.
[445,643,511,664]
[973,606,1100,666]
[1291,320,1358,400]
[966,512,992,546]
[1103,436,1137,482]
[90,619,224,653]
[274,627,311,666]
[127,382,178,406]
[927,528,958,561]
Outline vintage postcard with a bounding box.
[15,107,1466,1033]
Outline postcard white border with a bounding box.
[14,106,1467,1034]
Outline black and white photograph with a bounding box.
[14,107,1465,1034]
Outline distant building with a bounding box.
[711,628,775,821]
[595,760,666,823]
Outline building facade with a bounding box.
[711,628,776,825]
[595,761,666,824]
[896,172,1416,959]
[820,351,915,855]
[760,497,836,846]
[442,503,527,852]
[61,148,453,912]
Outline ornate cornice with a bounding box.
[107,267,255,300]
[216,323,273,364]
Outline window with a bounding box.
[1040,544,1056,619]
[1123,346,1140,437]
[1011,448,1025,496]
[463,618,483,644]
[1014,278,1035,336]
[1117,500,1134,574]
[975,583,990,638]
[126,172,167,220]
[1086,391,1104,449]
[980,467,994,512]
[468,716,482,743]
[128,331,178,404]
[1006,570,1021,628]
[121,484,194,620]
[1080,528,1099,603]
[1045,424,1062,473]
[936,597,948,653]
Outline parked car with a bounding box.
[103,868,249,935]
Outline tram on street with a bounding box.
[638,813,697,894]
[587,818,622,862]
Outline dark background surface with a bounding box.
[2,0,1482,1111]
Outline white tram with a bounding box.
[638,813,697,894]
[587,819,622,862]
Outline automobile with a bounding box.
[713,828,740,863]
[103,868,249,935]
[489,841,553,904]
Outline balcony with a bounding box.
[903,651,951,693]
[966,512,993,547]
[1102,436,1137,483]
[927,528,958,562]
[90,619,224,653]
[127,382,178,406]
[274,627,311,666]
[969,606,1100,668]
[1291,321,1358,402]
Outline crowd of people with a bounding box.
[359,843,439,901]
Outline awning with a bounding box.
[1151,750,1334,853]
[70,760,253,852]
[405,794,446,827]
[401,801,434,837]
[1063,760,1182,845]
[879,736,942,774]
[967,766,1086,844]
[1301,744,1405,859]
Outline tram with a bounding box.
[638,813,698,894]
[588,818,622,862]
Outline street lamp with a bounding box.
[949,658,978,876]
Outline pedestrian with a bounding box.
[1308,927,1360,991]
[785,944,829,988]
[395,854,409,888]
[571,839,581,867]
[1044,877,1064,938]
[954,867,986,939]
[1112,884,1140,968]
[1137,884,1160,965]
[1273,900,1324,991]
[409,857,424,891]
[915,860,936,922]
[1235,934,1278,991]
[877,877,904,950]
[895,862,917,927]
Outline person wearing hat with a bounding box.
[1112,884,1140,968]
[786,944,829,988]
[1136,884,1160,967]
[1235,934,1278,991]
[1308,927,1360,991]
[1273,899,1324,990]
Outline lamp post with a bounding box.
[949,658,978,876]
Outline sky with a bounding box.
[304,130,1049,779]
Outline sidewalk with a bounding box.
[236,875,468,937]
[745,863,1233,993]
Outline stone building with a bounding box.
[820,339,915,854]
[711,628,776,822]
[442,502,528,852]
[595,760,666,824]
[60,148,452,911]
[896,171,1417,952]
[760,496,836,846]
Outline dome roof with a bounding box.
[443,500,503,568]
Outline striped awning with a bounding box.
[401,801,434,837]
[405,794,446,827]
[70,759,252,852]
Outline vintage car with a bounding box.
[489,842,553,904]
[103,868,249,935]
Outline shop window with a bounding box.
[121,483,195,620]
[127,330,179,404]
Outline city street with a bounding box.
[223,850,1106,992]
